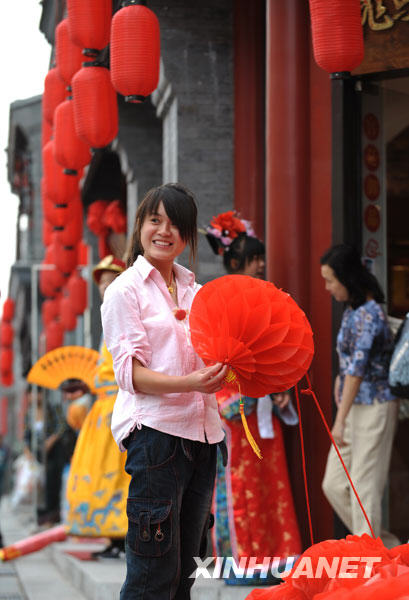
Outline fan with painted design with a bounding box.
[27,346,100,393]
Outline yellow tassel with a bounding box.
[224,368,263,460]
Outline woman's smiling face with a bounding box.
[140,201,186,267]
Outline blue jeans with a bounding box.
[121,426,218,599]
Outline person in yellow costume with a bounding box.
[66,255,130,558]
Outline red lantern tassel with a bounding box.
[225,368,262,459]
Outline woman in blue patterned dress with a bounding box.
[320,244,400,548]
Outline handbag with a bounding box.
[389,313,409,398]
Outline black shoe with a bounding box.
[91,542,124,560]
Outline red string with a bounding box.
[295,384,314,546]
[303,372,376,539]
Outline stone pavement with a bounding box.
[0,497,269,600]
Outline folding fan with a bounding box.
[27,346,100,394]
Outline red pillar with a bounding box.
[266,0,333,546]
[266,0,310,309]
[234,0,265,239]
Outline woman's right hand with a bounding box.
[185,363,228,394]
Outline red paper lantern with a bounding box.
[43,219,54,247]
[309,0,364,74]
[67,272,87,315]
[60,297,77,331]
[42,142,82,202]
[189,275,314,397]
[2,299,15,322]
[0,397,8,434]
[0,322,14,347]
[0,349,13,373]
[110,3,160,102]
[52,214,83,247]
[72,64,118,148]
[40,248,66,298]
[102,199,127,234]
[55,18,84,86]
[67,0,112,56]
[54,99,92,171]
[50,242,78,275]
[42,67,67,125]
[42,298,61,326]
[1,372,13,388]
[45,320,64,353]
[86,200,109,236]
[78,241,89,266]
[42,193,82,229]
[42,118,53,148]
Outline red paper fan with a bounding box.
[189,275,314,397]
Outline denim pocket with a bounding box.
[126,497,172,557]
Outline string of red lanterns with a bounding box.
[38,1,161,353]
[0,299,15,387]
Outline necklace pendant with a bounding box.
[168,285,174,294]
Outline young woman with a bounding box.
[320,244,400,548]
[206,213,302,584]
[101,184,227,599]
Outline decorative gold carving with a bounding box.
[361,0,409,31]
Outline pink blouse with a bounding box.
[101,255,224,450]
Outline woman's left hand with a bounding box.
[331,419,346,447]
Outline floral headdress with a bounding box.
[205,211,256,255]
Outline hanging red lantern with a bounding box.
[0,322,14,347]
[42,193,82,229]
[0,349,13,373]
[42,67,67,125]
[40,248,66,298]
[52,212,83,247]
[102,199,127,234]
[72,64,118,148]
[54,99,92,171]
[42,118,53,148]
[50,241,78,275]
[309,0,364,74]
[40,267,65,299]
[86,200,109,236]
[43,219,54,247]
[67,0,112,57]
[0,397,8,434]
[42,142,82,202]
[45,320,64,352]
[78,241,89,266]
[42,298,61,327]
[55,18,84,87]
[110,3,160,103]
[67,272,87,315]
[60,296,77,331]
[2,299,15,322]
[1,372,13,388]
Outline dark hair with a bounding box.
[223,234,265,274]
[320,244,384,309]
[127,183,198,268]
